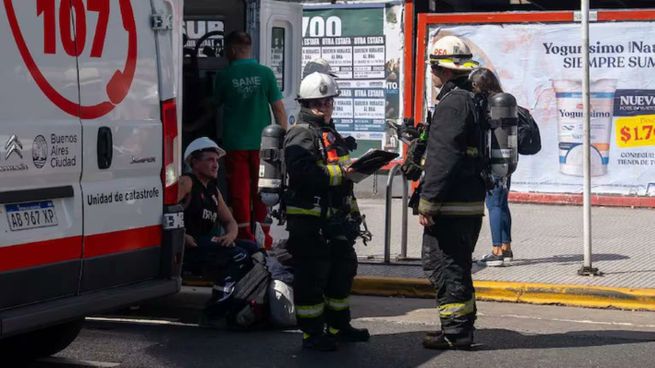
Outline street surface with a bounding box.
[27,291,655,368]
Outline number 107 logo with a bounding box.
[37,0,110,57]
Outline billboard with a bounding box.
[303,3,404,155]
[426,21,655,196]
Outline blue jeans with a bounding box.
[485,177,511,247]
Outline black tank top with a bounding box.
[181,174,220,240]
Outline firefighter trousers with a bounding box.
[422,216,482,336]
[225,150,271,248]
[287,216,358,335]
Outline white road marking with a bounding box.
[86,316,197,328]
[496,313,655,329]
[35,356,120,367]
[355,309,655,329]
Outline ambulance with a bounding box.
[0,0,186,359]
[0,0,302,360]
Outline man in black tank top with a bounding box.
[179,137,258,325]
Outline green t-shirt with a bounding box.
[214,59,283,151]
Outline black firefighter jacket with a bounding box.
[418,77,486,218]
[283,109,358,220]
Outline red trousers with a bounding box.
[225,150,272,248]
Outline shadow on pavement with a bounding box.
[137,328,439,368]
[474,328,655,350]
[78,320,655,368]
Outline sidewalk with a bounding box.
[270,198,655,311]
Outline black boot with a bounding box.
[423,331,474,350]
[302,333,338,352]
[328,325,370,342]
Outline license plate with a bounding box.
[6,201,58,231]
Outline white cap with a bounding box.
[297,72,340,101]
[184,137,226,164]
[429,35,479,71]
[303,58,337,79]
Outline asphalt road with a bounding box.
[29,291,655,368]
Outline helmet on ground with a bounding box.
[297,72,340,101]
[429,35,479,71]
[303,58,337,78]
[184,137,226,164]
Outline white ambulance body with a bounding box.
[0,0,185,358]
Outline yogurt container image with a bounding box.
[552,79,617,176]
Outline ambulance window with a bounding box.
[271,27,285,91]
[183,19,225,58]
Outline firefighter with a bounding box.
[418,35,486,350]
[283,72,368,351]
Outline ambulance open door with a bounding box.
[256,0,303,126]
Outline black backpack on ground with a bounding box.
[225,252,271,330]
[203,250,271,330]
[517,106,541,155]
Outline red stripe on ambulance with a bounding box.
[0,226,161,272]
[83,226,162,258]
[0,236,82,272]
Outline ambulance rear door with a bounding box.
[77,0,166,291]
[257,0,302,126]
[0,1,83,308]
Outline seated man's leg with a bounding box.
[204,245,253,318]
[234,239,260,255]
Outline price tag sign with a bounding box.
[615,115,655,148]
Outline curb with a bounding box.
[352,276,655,312]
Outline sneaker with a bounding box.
[327,325,370,342]
[503,250,514,264]
[423,331,474,350]
[478,253,504,267]
[302,333,338,352]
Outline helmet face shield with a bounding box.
[310,97,335,108]
[430,57,479,71]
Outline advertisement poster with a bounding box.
[426,22,655,196]
[303,3,403,155]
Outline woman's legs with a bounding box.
[484,178,512,265]
[500,178,512,255]
[486,182,505,255]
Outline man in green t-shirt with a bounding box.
[214,31,287,249]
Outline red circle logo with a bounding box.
[3,0,138,119]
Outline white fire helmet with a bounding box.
[302,58,337,79]
[184,137,226,164]
[297,72,340,101]
[429,35,479,71]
